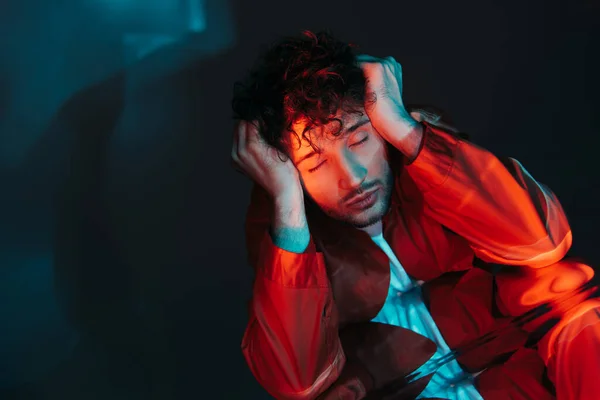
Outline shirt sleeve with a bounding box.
[241,184,373,399]
[402,123,597,364]
[403,122,572,268]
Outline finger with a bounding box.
[392,61,403,94]
[232,121,241,154]
[355,54,381,66]
[382,56,402,76]
[229,138,243,172]
[245,121,266,158]
[230,150,241,170]
[244,120,261,149]
[386,56,402,73]
[384,55,399,65]
[356,54,379,62]
[231,123,244,168]
[230,158,248,177]
[236,120,249,156]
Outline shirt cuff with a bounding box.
[256,229,329,288]
[403,121,460,193]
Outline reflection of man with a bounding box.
[230,31,600,399]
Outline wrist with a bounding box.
[273,186,306,226]
[389,119,424,162]
[274,184,304,205]
[271,188,310,253]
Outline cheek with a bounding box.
[302,174,338,204]
[362,144,389,175]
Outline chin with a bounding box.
[347,205,384,228]
[353,219,380,229]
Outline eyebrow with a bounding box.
[296,118,370,165]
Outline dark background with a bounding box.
[0,0,598,398]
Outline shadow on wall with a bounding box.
[1,47,235,400]
[0,1,242,398]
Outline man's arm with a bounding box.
[269,186,311,253]
[358,55,573,267]
[399,122,597,362]
[242,184,374,400]
[402,121,573,268]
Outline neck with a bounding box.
[358,219,383,237]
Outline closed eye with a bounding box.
[308,161,326,173]
[351,136,369,147]
[307,136,369,173]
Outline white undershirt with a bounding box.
[363,222,484,399]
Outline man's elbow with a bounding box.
[526,229,573,268]
[244,342,346,400]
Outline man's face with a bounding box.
[286,110,395,229]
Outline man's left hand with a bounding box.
[357,55,423,160]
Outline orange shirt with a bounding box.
[242,121,593,399]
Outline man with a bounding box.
[230,30,600,399]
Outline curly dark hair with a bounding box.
[231,30,368,156]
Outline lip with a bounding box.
[347,188,379,207]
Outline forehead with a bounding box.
[286,111,366,153]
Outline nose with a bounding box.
[337,154,367,191]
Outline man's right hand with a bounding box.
[231,120,302,199]
[232,121,309,252]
